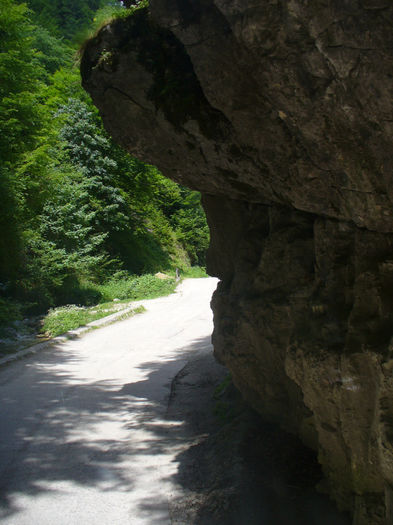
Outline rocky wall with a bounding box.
[81,1,393,522]
[205,194,393,523]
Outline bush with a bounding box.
[40,271,177,337]
[41,303,118,337]
[0,297,22,327]
[56,276,103,306]
[97,273,177,302]
[180,266,208,278]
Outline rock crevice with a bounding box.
[81,2,393,522]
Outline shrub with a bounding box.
[0,297,22,327]
[181,266,208,278]
[97,273,176,302]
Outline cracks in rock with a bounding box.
[198,146,209,165]
[303,149,333,175]
[276,113,333,176]
[313,17,352,40]
[104,85,150,112]
[348,53,362,79]
[326,45,377,52]
[340,187,375,195]
[362,5,391,11]
[186,35,223,48]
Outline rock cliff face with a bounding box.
[81,2,393,522]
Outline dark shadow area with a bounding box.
[165,350,352,525]
[0,333,351,524]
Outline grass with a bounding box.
[77,0,149,53]
[181,266,208,278]
[97,273,177,302]
[166,266,208,279]
[41,272,177,337]
[41,302,146,337]
[41,303,118,337]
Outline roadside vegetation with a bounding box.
[41,303,146,338]
[41,272,176,337]
[39,267,208,338]
[0,0,210,342]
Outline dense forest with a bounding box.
[0,0,209,329]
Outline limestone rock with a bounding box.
[154,272,170,280]
[81,2,393,522]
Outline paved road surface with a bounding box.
[0,278,219,525]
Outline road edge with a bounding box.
[0,303,145,367]
[0,278,203,368]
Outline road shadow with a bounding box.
[0,334,351,524]
[0,335,207,521]
[163,344,352,525]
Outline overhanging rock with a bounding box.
[81,2,393,522]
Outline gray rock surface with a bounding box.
[81,2,393,522]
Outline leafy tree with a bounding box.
[56,98,130,241]
[0,166,23,281]
[0,0,44,163]
[32,25,72,78]
[25,0,113,40]
[0,0,46,282]
[171,190,209,266]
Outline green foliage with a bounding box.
[76,1,149,54]
[40,272,176,337]
[0,166,23,280]
[171,190,210,266]
[88,0,148,32]
[55,98,131,251]
[0,0,210,329]
[0,0,45,163]
[180,266,208,278]
[41,300,145,337]
[41,304,109,336]
[122,0,149,10]
[25,0,108,40]
[0,297,22,327]
[38,177,109,272]
[0,0,46,282]
[32,25,72,78]
[89,2,129,30]
[111,156,209,267]
[97,273,176,302]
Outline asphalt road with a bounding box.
[0,278,219,525]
